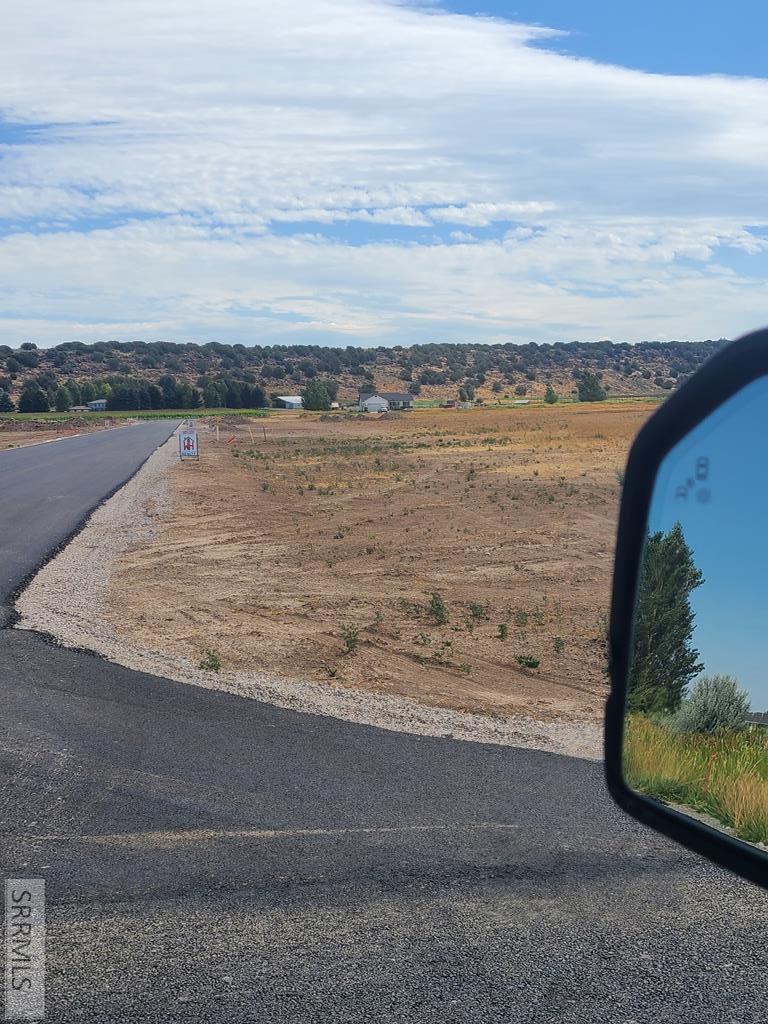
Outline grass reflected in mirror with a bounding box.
[624,714,768,846]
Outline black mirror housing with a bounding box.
[606,326,768,890]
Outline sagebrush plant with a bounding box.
[672,674,751,733]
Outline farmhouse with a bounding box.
[360,394,389,413]
[274,395,303,410]
[358,391,413,411]
[87,399,107,411]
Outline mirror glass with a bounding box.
[623,376,768,850]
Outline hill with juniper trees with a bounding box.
[0,338,728,412]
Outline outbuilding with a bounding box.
[274,395,303,410]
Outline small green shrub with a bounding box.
[516,654,540,669]
[514,609,528,627]
[469,601,488,622]
[341,624,359,655]
[497,623,508,641]
[199,649,222,673]
[553,636,565,654]
[429,592,449,625]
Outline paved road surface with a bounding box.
[1,426,767,1023]
[0,420,177,609]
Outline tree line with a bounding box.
[0,373,271,414]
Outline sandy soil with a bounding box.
[104,403,653,725]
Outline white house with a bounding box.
[275,395,303,410]
[359,391,413,411]
[86,399,107,411]
[360,394,389,413]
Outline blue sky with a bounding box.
[0,0,766,347]
[649,375,768,711]
[440,2,768,78]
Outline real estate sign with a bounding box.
[179,430,199,460]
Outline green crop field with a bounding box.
[0,407,270,423]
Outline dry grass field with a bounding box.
[107,402,656,722]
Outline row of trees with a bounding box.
[0,374,274,413]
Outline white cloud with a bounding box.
[0,0,766,345]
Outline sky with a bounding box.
[648,375,768,711]
[0,0,767,349]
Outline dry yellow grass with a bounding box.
[624,715,768,844]
[106,402,655,722]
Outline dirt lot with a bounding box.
[106,403,655,723]
[0,417,126,449]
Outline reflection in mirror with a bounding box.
[624,376,768,850]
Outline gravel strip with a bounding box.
[14,431,602,760]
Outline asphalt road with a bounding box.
[0,420,178,610]
[1,425,767,1023]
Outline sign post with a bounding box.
[179,429,199,461]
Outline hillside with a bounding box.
[0,338,728,412]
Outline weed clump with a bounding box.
[199,649,222,673]
[429,592,449,625]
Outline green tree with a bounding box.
[158,374,180,408]
[577,371,607,402]
[18,383,50,413]
[301,380,331,411]
[544,384,558,404]
[80,380,97,403]
[54,386,73,412]
[65,379,82,405]
[628,523,704,714]
[0,388,14,412]
[203,382,224,408]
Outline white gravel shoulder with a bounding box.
[15,431,602,760]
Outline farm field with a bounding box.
[106,402,656,722]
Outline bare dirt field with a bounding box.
[0,416,126,450]
[105,402,655,724]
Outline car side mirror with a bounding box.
[606,326,768,889]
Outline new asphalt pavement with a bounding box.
[0,423,766,1023]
